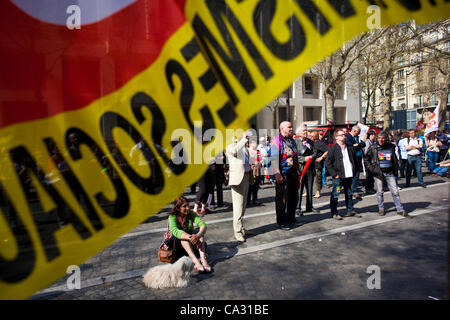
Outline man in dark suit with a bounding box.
[295,123,319,215]
[326,129,362,220]
[345,125,366,199]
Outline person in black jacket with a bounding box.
[295,123,320,215]
[326,129,362,220]
[345,126,366,199]
[364,131,408,217]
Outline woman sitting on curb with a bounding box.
[168,196,212,273]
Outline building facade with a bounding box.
[254,74,361,131]
[362,20,450,128]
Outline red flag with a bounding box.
[416,120,426,131]
[298,157,312,189]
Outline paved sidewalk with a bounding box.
[32,175,449,300]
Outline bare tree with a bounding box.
[311,31,385,123]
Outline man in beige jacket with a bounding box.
[226,130,253,242]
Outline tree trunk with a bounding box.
[383,76,393,130]
[272,108,277,129]
[364,92,371,123]
[325,92,335,123]
[439,89,447,131]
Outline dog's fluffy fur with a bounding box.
[142,256,194,289]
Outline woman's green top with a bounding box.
[168,210,206,239]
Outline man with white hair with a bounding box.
[269,121,300,230]
[345,125,366,199]
[295,123,320,215]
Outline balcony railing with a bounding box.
[413,83,447,94]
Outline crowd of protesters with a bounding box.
[185,122,449,241]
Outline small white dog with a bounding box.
[142,256,194,289]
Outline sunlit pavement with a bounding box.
[32,174,449,300]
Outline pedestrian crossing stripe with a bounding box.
[1,0,448,299]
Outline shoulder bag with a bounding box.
[157,226,177,263]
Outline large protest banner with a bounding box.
[0,0,448,299]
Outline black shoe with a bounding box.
[292,220,303,227]
[252,201,262,206]
[421,184,427,188]
[365,189,376,195]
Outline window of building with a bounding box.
[430,31,437,42]
[431,77,436,88]
[397,56,405,66]
[398,98,406,109]
[397,69,404,79]
[431,93,436,106]
[304,76,313,95]
[398,84,405,96]
[419,95,423,108]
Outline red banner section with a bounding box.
[0,0,186,129]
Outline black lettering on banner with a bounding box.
[217,101,237,127]
[131,92,187,175]
[65,128,130,217]
[295,0,331,35]
[366,0,387,8]
[99,114,164,195]
[180,37,201,62]
[180,38,237,126]
[44,137,104,231]
[395,0,440,11]
[192,0,273,101]
[199,68,218,92]
[0,185,35,283]
[9,146,92,262]
[165,59,216,141]
[327,0,356,18]
[254,0,306,60]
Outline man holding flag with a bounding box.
[295,123,320,215]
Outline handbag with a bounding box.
[157,227,177,263]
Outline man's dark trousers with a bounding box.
[298,169,314,212]
[330,177,353,216]
[275,171,299,226]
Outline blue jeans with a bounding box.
[406,155,423,186]
[374,173,404,212]
[322,166,326,186]
[330,177,353,216]
[427,151,439,172]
